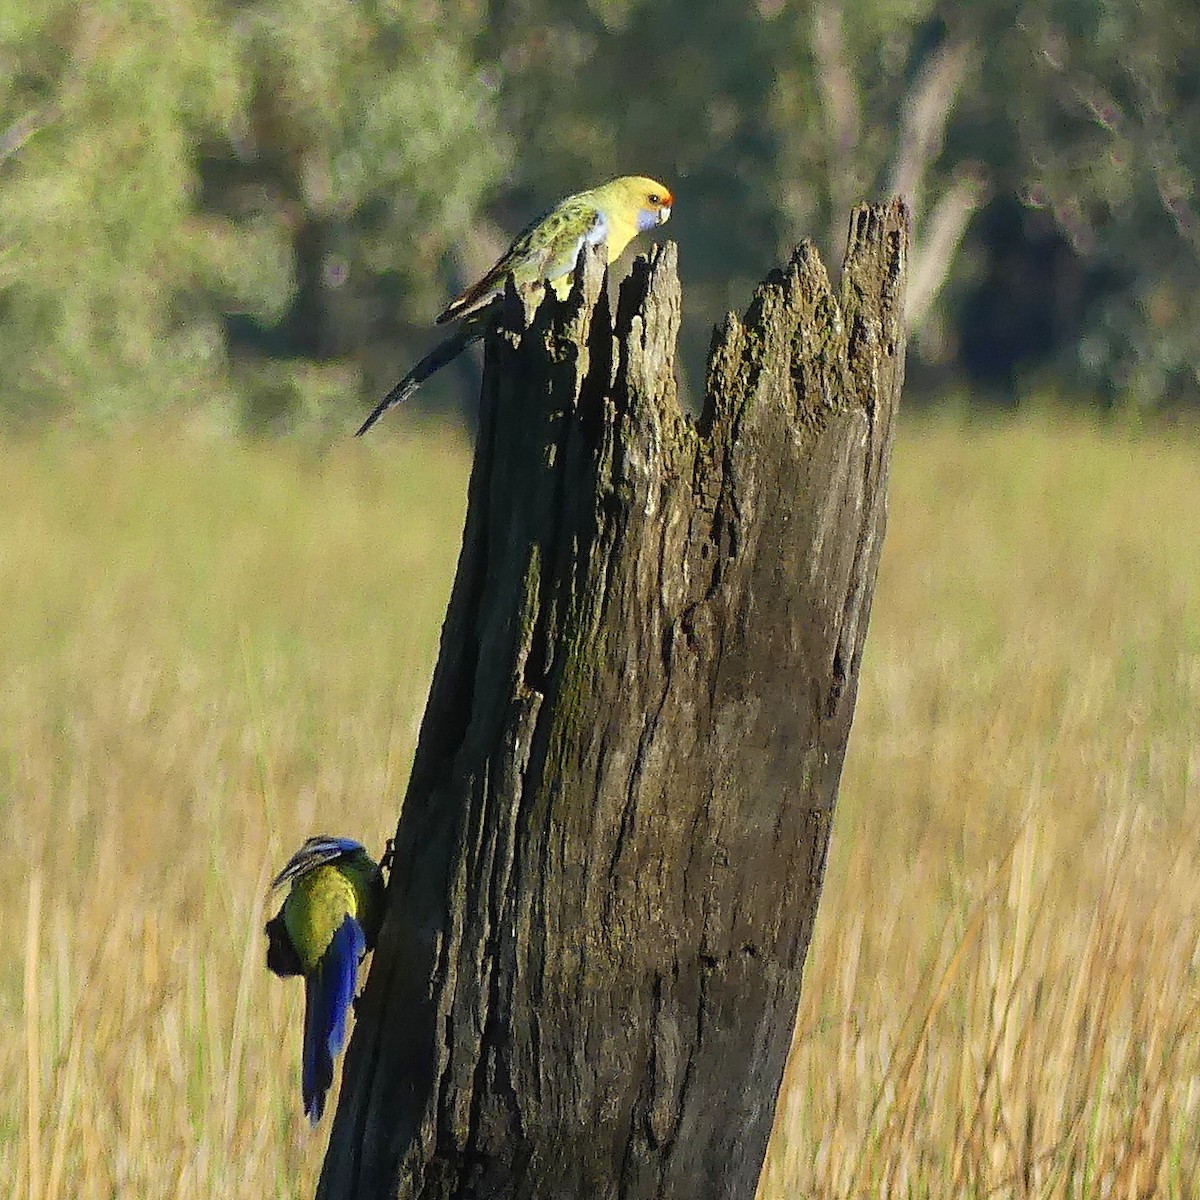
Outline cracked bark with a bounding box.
[319,199,908,1200]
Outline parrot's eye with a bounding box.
[649,194,662,205]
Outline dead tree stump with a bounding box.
[320,200,908,1200]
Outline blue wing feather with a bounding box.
[301,914,366,1123]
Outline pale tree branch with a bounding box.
[888,36,978,223]
[882,34,980,332]
[905,166,989,328]
[812,0,863,254]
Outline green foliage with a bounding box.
[0,0,243,424]
[0,0,507,431]
[0,0,1197,428]
[998,0,1200,407]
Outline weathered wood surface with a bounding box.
[320,199,908,1200]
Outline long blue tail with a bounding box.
[302,915,366,1123]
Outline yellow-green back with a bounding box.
[282,858,379,972]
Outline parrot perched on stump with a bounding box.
[264,836,385,1123]
[355,175,674,435]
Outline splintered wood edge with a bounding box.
[490,199,908,458]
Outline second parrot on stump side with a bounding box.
[355,175,674,435]
[265,835,385,1124]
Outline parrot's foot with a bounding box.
[380,836,397,874]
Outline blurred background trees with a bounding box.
[0,0,1196,432]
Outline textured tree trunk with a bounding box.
[320,200,908,1200]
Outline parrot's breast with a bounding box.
[584,213,609,247]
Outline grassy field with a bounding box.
[2,414,1197,1198]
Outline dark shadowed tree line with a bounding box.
[0,0,1196,430]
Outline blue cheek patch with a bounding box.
[637,208,661,233]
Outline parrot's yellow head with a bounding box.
[596,175,674,235]
[634,176,674,233]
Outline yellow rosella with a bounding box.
[264,836,385,1123]
[355,176,674,435]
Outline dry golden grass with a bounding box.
[761,415,1200,1198]
[2,414,1197,1198]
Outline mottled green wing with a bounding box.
[510,195,605,281]
[436,195,603,323]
